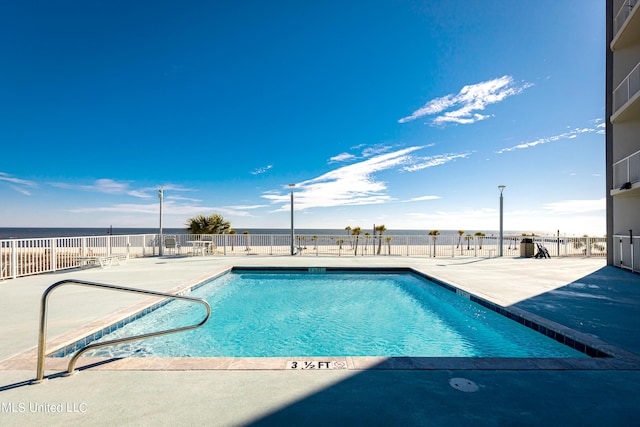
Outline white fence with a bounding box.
[0,233,607,281]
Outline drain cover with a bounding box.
[449,378,479,392]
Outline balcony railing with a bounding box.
[613,61,640,114]
[615,0,637,35]
[613,148,640,189]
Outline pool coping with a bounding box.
[2,266,639,374]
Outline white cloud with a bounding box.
[497,125,602,154]
[263,145,475,212]
[329,153,357,163]
[94,178,130,194]
[224,204,268,210]
[329,145,394,164]
[0,172,38,196]
[51,178,130,194]
[250,165,272,175]
[361,145,393,157]
[405,195,441,202]
[263,146,425,211]
[542,198,605,215]
[166,194,203,203]
[399,76,532,126]
[403,152,471,172]
[49,179,195,199]
[69,201,255,218]
[127,190,152,199]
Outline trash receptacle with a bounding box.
[520,238,534,258]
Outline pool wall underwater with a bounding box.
[46,266,639,370]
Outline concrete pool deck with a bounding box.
[1,255,639,425]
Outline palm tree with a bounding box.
[185,213,231,235]
[474,232,486,249]
[428,230,440,257]
[386,236,392,255]
[457,230,464,248]
[312,235,318,250]
[345,226,352,248]
[375,224,387,255]
[352,226,362,256]
[465,234,472,250]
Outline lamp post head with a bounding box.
[158,188,163,199]
[498,185,506,194]
[289,183,295,189]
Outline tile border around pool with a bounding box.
[4,266,639,372]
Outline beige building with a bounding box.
[607,0,640,273]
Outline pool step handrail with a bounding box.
[35,279,211,383]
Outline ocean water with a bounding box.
[0,227,539,240]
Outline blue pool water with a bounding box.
[84,270,586,358]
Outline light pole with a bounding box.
[289,184,296,255]
[158,187,163,256]
[498,185,506,257]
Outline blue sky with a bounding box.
[1,1,605,235]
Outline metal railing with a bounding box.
[613,233,639,273]
[613,61,640,114]
[35,279,211,382]
[613,148,640,189]
[614,0,638,36]
[0,233,608,281]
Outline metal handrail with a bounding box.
[35,279,211,383]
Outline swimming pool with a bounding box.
[73,268,589,359]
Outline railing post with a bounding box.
[10,240,17,279]
[630,230,635,272]
[35,289,51,383]
[50,238,57,272]
[0,242,4,280]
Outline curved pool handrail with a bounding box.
[35,279,211,383]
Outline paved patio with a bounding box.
[0,255,639,426]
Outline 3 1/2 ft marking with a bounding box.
[287,360,347,370]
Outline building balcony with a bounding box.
[612,61,640,122]
[612,0,640,50]
[611,148,640,196]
